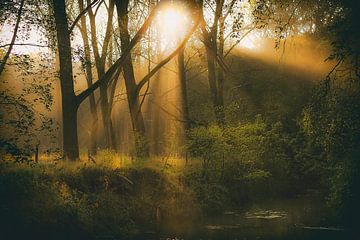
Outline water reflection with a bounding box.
[154,196,353,240]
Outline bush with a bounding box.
[184,118,299,209]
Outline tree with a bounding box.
[0,0,25,75]
[200,0,226,126]
[52,0,80,160]
[77,0,98,155]
[199,0,251,126]
[113,0,201,157]
[1,0,202,160]
[115,0,149,157]
[300,0,360,230]
[51,0,199,159]
[86,0,117,151]
[178,46,191,131]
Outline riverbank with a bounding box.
[0,157,197,240]
[0,154,357,239]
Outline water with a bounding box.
[194,210,350,240]
[153,195,355,240]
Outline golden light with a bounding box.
[239,34,258,50]
[157,5,188,49]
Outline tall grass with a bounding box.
[0,152,197,240]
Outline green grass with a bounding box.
[0,152,198,240]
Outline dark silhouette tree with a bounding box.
[0,0,25,75]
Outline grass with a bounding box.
[2,149,325,239]
[0,151,200,240]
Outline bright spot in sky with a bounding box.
[0,25,47,54]
[239,34,258,50]
[157,6,188,49]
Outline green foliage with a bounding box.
[184,118,302,211]
[299,0,360,220]
[95,149,119,167]
[182,166,229,215]
[224,116,267,162]
[0,51,57,162]
[187,125,228,161]
[132,132,150,159]
[301,74,360,229]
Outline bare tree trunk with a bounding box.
[0,0,25,75]
[149,70,163,155]
[107,34,118,151]
[78,0,98,155]
[178,47,190,130]
[146,0,163,155]
[115,0,149,157]
[201,0,226,126]
[87,0,115,150]
[204,38,224,125]
[52,0,79,160]
[35,143,39,163]
[216,11,226,126]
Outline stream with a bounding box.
[152,193,355,240]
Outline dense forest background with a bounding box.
[0,0,359,239]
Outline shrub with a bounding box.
[184,118,298,208]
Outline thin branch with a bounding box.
[136,78,150,120]
[224,28,254,58]
[69,0,102,33]
[109,66,122,114]
[0,0,25,75]
[184,49,200,69]
[224,0,237,20]
[148,99,189,123]
[136,16,201,92]
[100,0,115,63]
[76,0,167,104]
[0,43,48,48]
[187,68,208,82]
[224,24,254,42]
[139,53,178,74]
[94,0,104,16]
[327,57,344,78]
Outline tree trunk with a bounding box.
[0,0,25,75]
[78,0,98,155]
[201,0,226,126]
[62,103,79,160]
[87,0,115,150]
[204,38,224,125]
[216,12,226,126]
[52,0,79,160]
[178,47,190,130]
[115,0,149,157]
[107,35,118,151]
[149,70,163,155]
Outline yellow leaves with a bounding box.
[302,109,314,135]
[56,181,72,201]
[103,175,109,191]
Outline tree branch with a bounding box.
[224,0,237,20]
[136,16,200,93]
[76,0,166,105]
[0,43,48,48]
[69,0,102,33]
[0,0,25,75]
[100,0,115,64]
[224,28,254,58]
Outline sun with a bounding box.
[239,34,258,50]
[157,5,188,49]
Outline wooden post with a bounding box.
[35,143,39,163]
